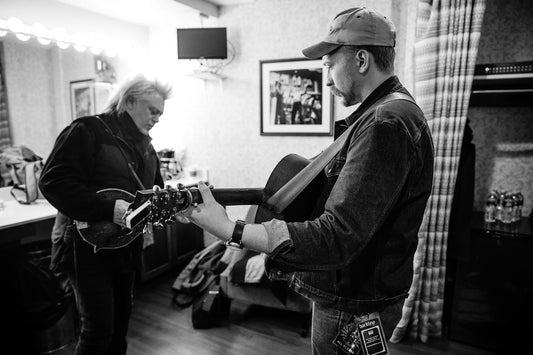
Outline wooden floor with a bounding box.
[128,270,500,355]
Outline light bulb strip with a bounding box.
[0,17,134,59]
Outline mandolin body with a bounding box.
[75,188,144,252]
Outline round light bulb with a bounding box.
[89,34,104,55]
[72,32,88,52]
[104,49,116,58]
[7,18,30,41]
[32,23,52,45]
[6,17,23,32]
[0,19,8,37]
[53,27,71,49]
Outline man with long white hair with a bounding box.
[40,74,172,355]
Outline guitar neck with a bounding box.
[190,188,265,206]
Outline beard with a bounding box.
[331,86,358,107]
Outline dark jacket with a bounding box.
[40,111,163,222]
[39,111,163,266]
[267,76,434,313]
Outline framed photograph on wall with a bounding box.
[70,79,114,120]
[260,58,332,136]
[70,79,95,120]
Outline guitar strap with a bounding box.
[96,115,146,190]
[267,92,416,213]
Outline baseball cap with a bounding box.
[302,7,396,59]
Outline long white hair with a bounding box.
[104,74,173,114]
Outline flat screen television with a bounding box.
[177,27,227,59]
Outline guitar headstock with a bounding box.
[125,185,193,229]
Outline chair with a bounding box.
[218,206,312,336]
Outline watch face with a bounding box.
[225,240,242,250]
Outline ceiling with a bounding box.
[55,0,256,27]
[209,0,255,5]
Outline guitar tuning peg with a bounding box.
[153,221,164,229]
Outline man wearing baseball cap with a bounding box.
[182,7,434,354]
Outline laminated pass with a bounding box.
[333,312,389,355]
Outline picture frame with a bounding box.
[70,79,95,120]
[260,58,333,136]
[70,79,114,120]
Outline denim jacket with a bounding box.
[265,76,434,313]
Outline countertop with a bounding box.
[0,187,57,230]
[0,176,206,231]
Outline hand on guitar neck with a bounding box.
[181,182,271,253]
[113,199,131,228]
[180,181,234,240]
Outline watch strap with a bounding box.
[225,220,245,249]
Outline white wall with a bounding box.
[149,0,404,218]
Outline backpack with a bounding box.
[171,241,229,329]
[0,145,43,203]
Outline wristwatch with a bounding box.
[225,220,245,250]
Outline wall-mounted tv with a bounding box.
[177,27,227,59]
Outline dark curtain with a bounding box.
[443,119,475,326]
[0,42,13,186]
[0,42,12,148]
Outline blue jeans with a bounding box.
[311,300,403,355]
[68,233,136,355]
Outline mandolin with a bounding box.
[75,185,265,252]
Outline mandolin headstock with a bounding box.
[125,186,191,229]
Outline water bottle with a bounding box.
[515,192,524,221]
[501,193,514,224]
[484,193,497,223]
[495,191,506,222]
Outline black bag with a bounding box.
[171,241,229,329]
[172,241,227,307]
[0,145,43,204]
[19,259,74,329]
[191,278,230,329]
[0,246,74,354]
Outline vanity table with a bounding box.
[0,187,56,246]
[0,185,203,281]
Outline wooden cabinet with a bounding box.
[139,221,203,281]
[448,211,533,353]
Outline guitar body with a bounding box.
[254,154,327,223]
[75,188,144,252]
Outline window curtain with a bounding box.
[0,42,12,148]
[390,0,486,343]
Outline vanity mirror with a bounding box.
[0,34,130,158]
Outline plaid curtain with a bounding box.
[0,43,12,148]
[391,0,486,343]
[0,43,13,186]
